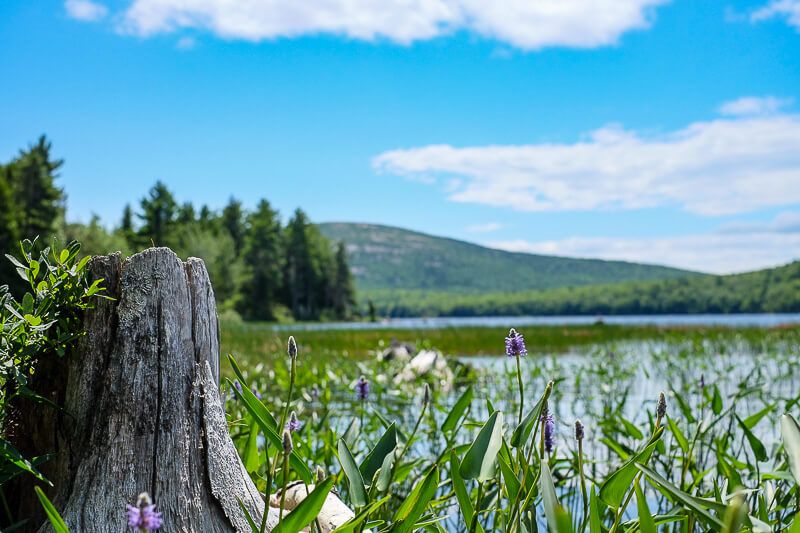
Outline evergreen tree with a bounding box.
[177,202,196,226]
[0,169,20,288]
[331,241,356,319]
[238,200,283,320]
[282,209,319,320]
[119,203,136,248]
[221,197,245,256]
[137,181,178,246]
[6,136,64,241]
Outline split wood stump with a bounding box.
[7,248,279,532]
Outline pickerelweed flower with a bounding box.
[657,391,667,419]
[126,492,163,532]
[282,429,293,454]
[286,411,301,432]
[544,413,556,453]
[355,375,369,401]
[505,328,527,357]
[574,419,585,441]
[251,386,263,400]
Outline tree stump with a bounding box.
[8,248,278,532]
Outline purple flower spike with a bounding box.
[286,411,301,432]
[505,328,527,357]
[251,386,263,400]
[544,413,556,453]
[127,492,163,531]
[355,376,370,401]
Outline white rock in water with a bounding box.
[271,481,355,532]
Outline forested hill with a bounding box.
[318,222,698,293]
[361,261,800,317]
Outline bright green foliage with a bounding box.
[238,200,283,320]
[0,239,104,506]
[137,180,179,247]
[221,197,246,256]
[223,325,800,533]
[4,136,64,245]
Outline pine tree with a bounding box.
[177,202,196,226]
[237,200,283,320]
[6,135,64,241]
[221,197,245,257]
[118,203,136,248]
[0,168,20,289]
[282,209,319,320]
[331,241,356,319]
[137,181,178,246]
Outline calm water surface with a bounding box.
[272,313,800,331]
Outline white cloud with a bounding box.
[487,211,800,274]
[466,222,504,233]
[65,0,108,22]
[719,96,793,116]
[373,112,800,216]
[117,0,666,49]
[752,0,800,30]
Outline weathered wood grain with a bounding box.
[9,248,278,532]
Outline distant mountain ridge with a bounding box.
[317,222,698,294]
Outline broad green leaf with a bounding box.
[228,378,312,484]
[459,411,504,482]
[721,494,747,533]
[332,497,390,533]
[273,477,335,533]
[497,451,520,501]
[375,446,396,492]
[337,438,367,507]
[743,404,774,429]
[735,415,767,462]
[243,421,260,474]
[541,462,572,533]
[781,414,800,485]
[442,386,473,433]
[360,423,397,483]
[588,486,601,533]
[511,387,550,448]
[0,439,51,485]
[34,487,69,533]
[636,463,724,529]
[712,386,723,415]
[666,416,689,454]
[599,426,663,509]
[449,450,484,533]
[635,482,657,533]
[391,465,440,533]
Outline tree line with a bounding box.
[0,136,356,321]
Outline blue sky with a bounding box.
[1,0,799,273]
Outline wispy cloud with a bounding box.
[466,222,504,233]
[751,0,800,30]
[176,36,196,50]
[114,0,666,50]
[65,0,108,22]
[374,106,800,216]
[486,211,800,274]
[719,96,793,116]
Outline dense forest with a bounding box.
[364,260,800,316]
[0,136,356,321]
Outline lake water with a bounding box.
[271,313,800,331]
